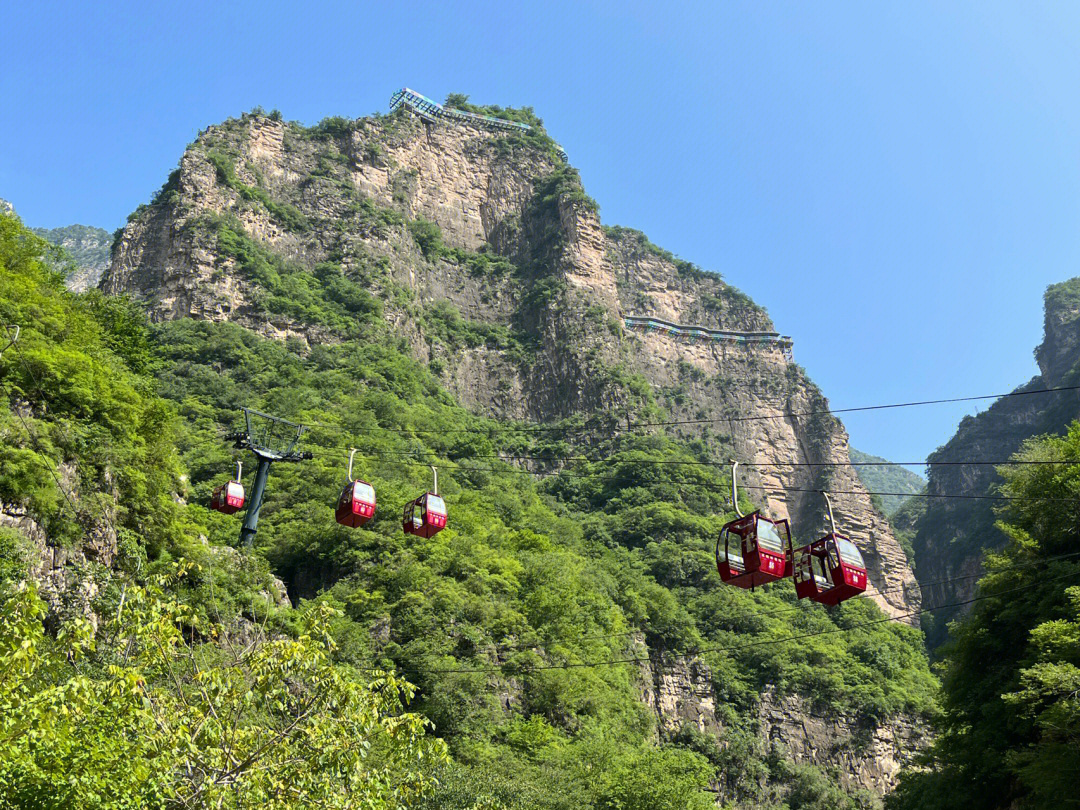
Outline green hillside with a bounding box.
[1,149,937,807]
[849,448,925,517]
[31,223,111,290]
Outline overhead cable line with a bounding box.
[293,382,1080,441]
[630,384,1080,434]
[276,446,1080,469]
[285,445,1080,504]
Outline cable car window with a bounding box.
[727,550,745,571]
[813,556,833,586]
[836,538,864,567]
[757,520,785,552]
[354,482,375,502]
[427,495,446,516]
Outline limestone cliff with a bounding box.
[102,107,919,622]
[639,655,928,799]
[912,278,1080,648]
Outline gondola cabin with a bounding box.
[336,480,376,528]
[211,480,245,515]
[792,534,867,605]
[402,493,447,538]
[716,511,792,589]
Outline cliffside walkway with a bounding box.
[389,88,568,161]
[625,315,794,360]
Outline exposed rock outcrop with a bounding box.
[638,655,929,798]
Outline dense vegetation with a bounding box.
[2,126,938,810]
[31,223,111,273]
[889,426,1080,810]
[910,278,1080,649]
[847,449,924,518]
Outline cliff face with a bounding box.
[102,108,918,621]
[912,279,1080,648]
[639,656,929,798]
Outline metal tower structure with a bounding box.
[226,408,312,547]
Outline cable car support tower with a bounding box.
[226,408,312,547]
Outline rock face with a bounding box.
[638,655,928,798]
[911,279,1080,648]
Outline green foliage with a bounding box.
[533,167,599,215]
[890,424,1080,810]
[311,115,356,140]
[0,571,446,808]
[408,217,446,259]
[421,301,536,365]
[594,747,715,810]
[0,212,183,549]
[443,93,567,165]
[206,150,310,232]
[209,216,381,332]
[2,188,940,808]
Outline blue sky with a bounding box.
[4,1,1079,468]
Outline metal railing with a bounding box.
[389,88,568,161]
[624,315,793,359]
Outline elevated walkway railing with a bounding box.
[625,315,793,359]
[389,88,568,161]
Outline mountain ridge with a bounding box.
[104,103,920,620]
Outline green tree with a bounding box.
[890,424,1080,810]
[0,565,447,809]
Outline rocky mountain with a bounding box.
[104,106,919,622]
[32,223,112,291]
[911,278,1080,649]
[849,448,925,517]
[4,97,937,805]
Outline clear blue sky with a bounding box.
[4,1,1079,468]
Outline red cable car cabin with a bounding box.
[792,533,868,605]
[336,480,376,528]
[716,511,792,589]
[211,480,245,515]
[402,493,447,538]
